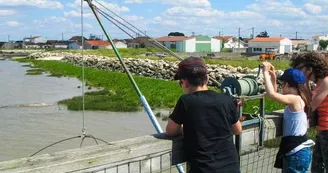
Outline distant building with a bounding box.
[69,36,88,43]
[248,37,292,54]
[156,36,222,53]
[2,42,23,49]
[85,40,111,49]
[68,40,127,49]
[23,36,47,43]
[126,39,140,48]
[44,40,69,49]
[112,41,128,49]
[290,39,310,52]
[23,43,42,49]
[214,36,246,49]
[68,42,83,49]
[308,35,328,51]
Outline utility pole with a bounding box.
[280,34,282,38]
[8,35,10,42]
[252,27,255,39]
[62,33,64,41]
[219,31,223,37]
[238,27,241,48]
[296,31,298,39]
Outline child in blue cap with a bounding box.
[262,62,315,173]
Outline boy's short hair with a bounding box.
[174,57,207,80]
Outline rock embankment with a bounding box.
[27,51,287,92]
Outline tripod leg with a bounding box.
[30,136,81,157]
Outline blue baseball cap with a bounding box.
[279,68,306,86]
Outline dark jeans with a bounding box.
[311,131,328,173]
[283,147,312,173]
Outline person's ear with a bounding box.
[205,74,209,85]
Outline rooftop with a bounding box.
[249,37,286,42]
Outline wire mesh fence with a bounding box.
[239,115,282,173]
[75,114,283,173]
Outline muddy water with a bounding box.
[0,60,168,161]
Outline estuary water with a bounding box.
[0,60,167,161]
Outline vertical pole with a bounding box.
[296,32,298,40]
[62,33,64,41]
[235,98,243,158]
[252,27,255,39]
[259,97,265,146]
[85,1,185,172]
[238,28,241,49]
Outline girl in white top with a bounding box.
[262,62,314,173]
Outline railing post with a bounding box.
[259,97,265,146]
[235,100,243,157]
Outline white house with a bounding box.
[214,36,246,48]
[291,39,310,52]
[85,40,111,49]
[308,35,328,51]
[23,36,47,43]
[68,42,82,49]
[23,43,41,49]
[112,41,127,49]
[156,36,222,53]
[248,37,292,54]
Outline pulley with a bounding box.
[221,77,259,96]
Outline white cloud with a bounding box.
[304,0,328,6]
[267,20,282,27]
[153,16,177,26]
[67,0,129,14]
[34,16,68,25]
[6,21,21,27]
[304,3,322,14]
[247,1,307,18]
[123,15,144,21]
[0,0,63,9]
[165,7,224,17]
[228,11,264,19]
[161,0,211,8]
[123,0,211,7]
[125,0,143,3]
[64,10,93,18]
[0,9,16,16]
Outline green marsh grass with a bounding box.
[16,58,288,113]
[26,68,45,75]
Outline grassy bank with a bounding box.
[16,58,284,113]
[49,49,290,70]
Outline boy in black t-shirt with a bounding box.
[166,57,242,173]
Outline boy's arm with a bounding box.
[232,121,242,135]
[166,119,182,137]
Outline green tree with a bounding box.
[319,40,328,50]
[168,32,185,36]
[256,31,269,37]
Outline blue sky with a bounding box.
[0,0,327,41]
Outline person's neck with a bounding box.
[315,78,325,85]
[187,85,208,94]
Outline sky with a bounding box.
[0,0,327,41]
